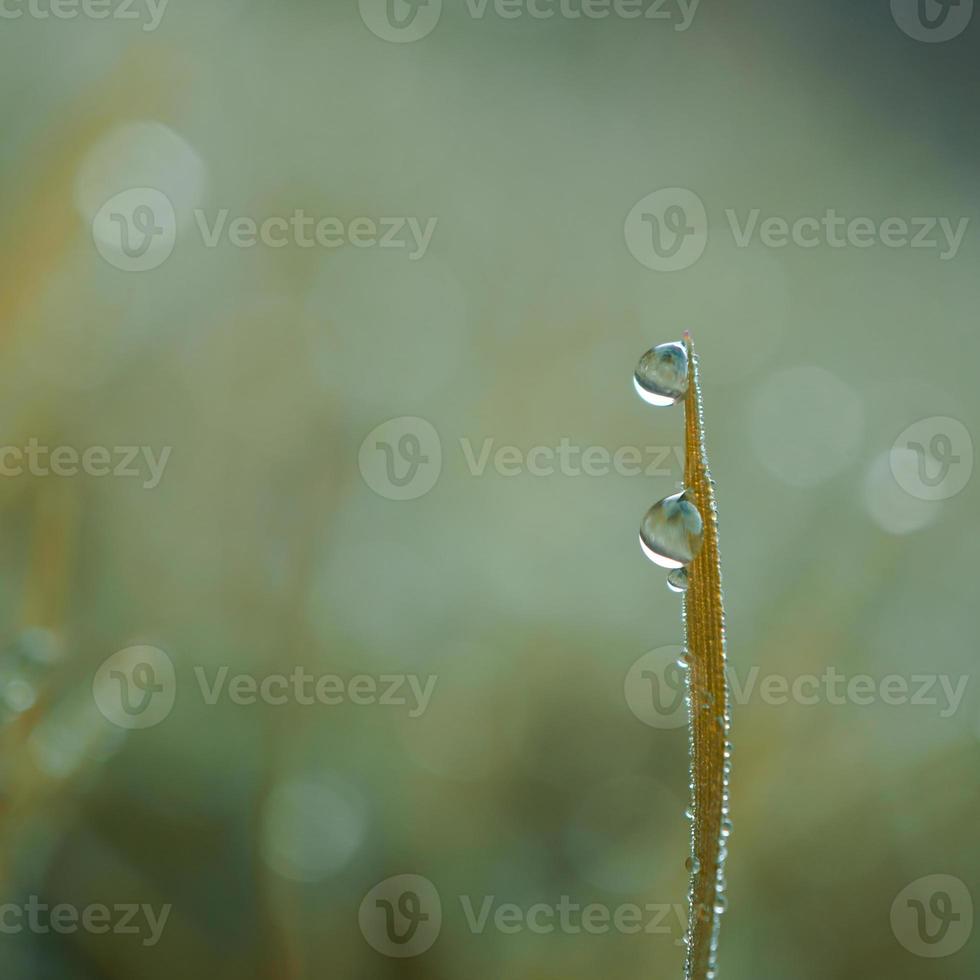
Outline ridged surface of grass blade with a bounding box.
[681,333,731,980]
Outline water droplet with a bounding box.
[633,341,688,407]
[686,855,701,875]
[721,818,733,838]
[666,566,689,593]
[639,491,704,569]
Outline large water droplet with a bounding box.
[633,341,688,407]
[639,491,704,569]
[666,567,689,593]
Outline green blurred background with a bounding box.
[0,1,977,977]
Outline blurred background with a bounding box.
[0,1,977,977]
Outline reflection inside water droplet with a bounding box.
[639,490,704,569]
[667,566,689,593]
[633,341,688,407]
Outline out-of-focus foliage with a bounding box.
[0,2,977,978]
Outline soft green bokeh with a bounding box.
[0,2,977,978]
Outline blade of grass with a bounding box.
[681,332,731,980]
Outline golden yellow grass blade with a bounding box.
[681,332,731,980]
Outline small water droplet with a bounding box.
[639,490,704,569]
[634,341,689,407]
[685,855,701,874]
[666,566,689,593]
[721,818,733,838]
